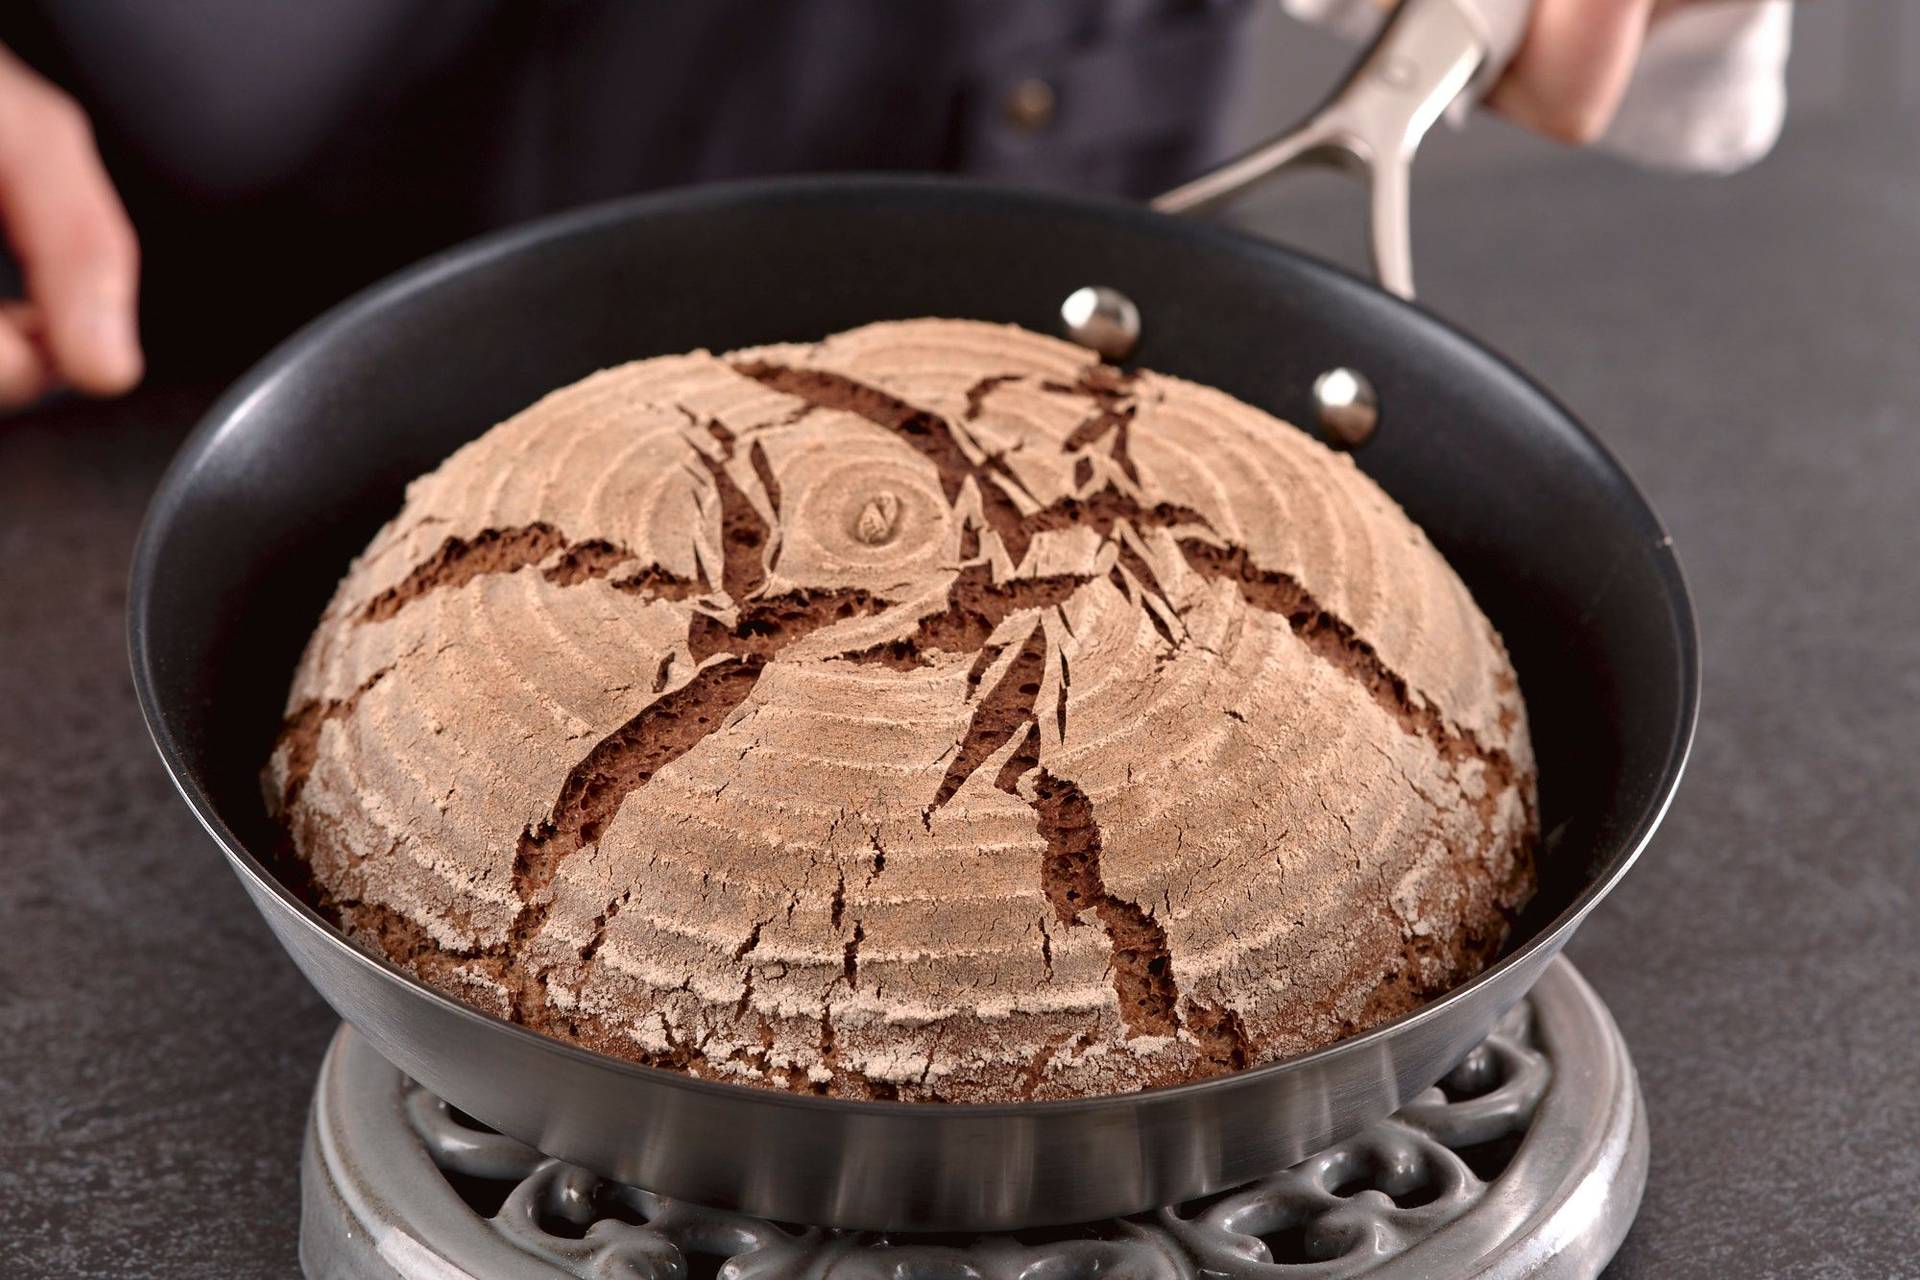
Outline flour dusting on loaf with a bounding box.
[266,318,1537,1101]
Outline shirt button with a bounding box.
[1004,78,1057,133]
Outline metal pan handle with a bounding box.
[1152,0,1492,299]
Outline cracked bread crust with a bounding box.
[265,318,1537,1102]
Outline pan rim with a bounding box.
[127,171,1700,1121]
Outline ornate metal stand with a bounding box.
[301,957,1644,1279]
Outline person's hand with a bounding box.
[1488,0,1677,143]
[0,43,141,409]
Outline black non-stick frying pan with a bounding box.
[128,0,1696,1233]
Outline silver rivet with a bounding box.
[1060,286,1141,361]
[1005,78,1056,132]
[1378,56,1417,89]
[1312,367,1379,448]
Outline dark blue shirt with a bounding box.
[4,1,1254,370]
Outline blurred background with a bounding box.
[2,3,1917,1276]
[1234,0,1917,158]
[1226,0,1916,248]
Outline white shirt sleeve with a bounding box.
[1278,0,1792,173]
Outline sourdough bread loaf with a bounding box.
[266,318,1536,1101]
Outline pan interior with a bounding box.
[133,177,1693,1072]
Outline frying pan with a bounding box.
[128,0,1696,1232]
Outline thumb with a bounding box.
[1486,0,1658,145]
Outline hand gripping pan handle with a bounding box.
[1153,0,1494,299]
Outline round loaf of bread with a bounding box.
[267,318,1537,1102]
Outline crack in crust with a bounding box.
[1053,366,1142,486]
[998,724,1183,1038]
[355,520,706,626]
[937,626,1050,814]
[578,892,630,967]
[1184,998,1252,1071]
[357,523,569,623]
[694,417,771,602]
[1177,541,1519,783]
[689,588,893,663]
[270,664,396,811]
[542,539,634,587]
[610,563,703,602]
[843,922,864,988]
[501,658,766,1013]
[1018,486,1212,545]
[514,658,767,895]
[837,564,1089,671]
[962,372,1021,421]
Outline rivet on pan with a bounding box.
[1312,367,1379,448]
[1377,56,1418,89]
[1060,286,1141,361]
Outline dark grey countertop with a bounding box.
[4,113,1916,1276]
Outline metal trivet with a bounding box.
[300,957,1644,1279]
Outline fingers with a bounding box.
[0,44,142,400]
[1486,0,1658,145]
[0,303,55,408]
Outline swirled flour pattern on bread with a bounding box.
[266,318,1537,1102]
